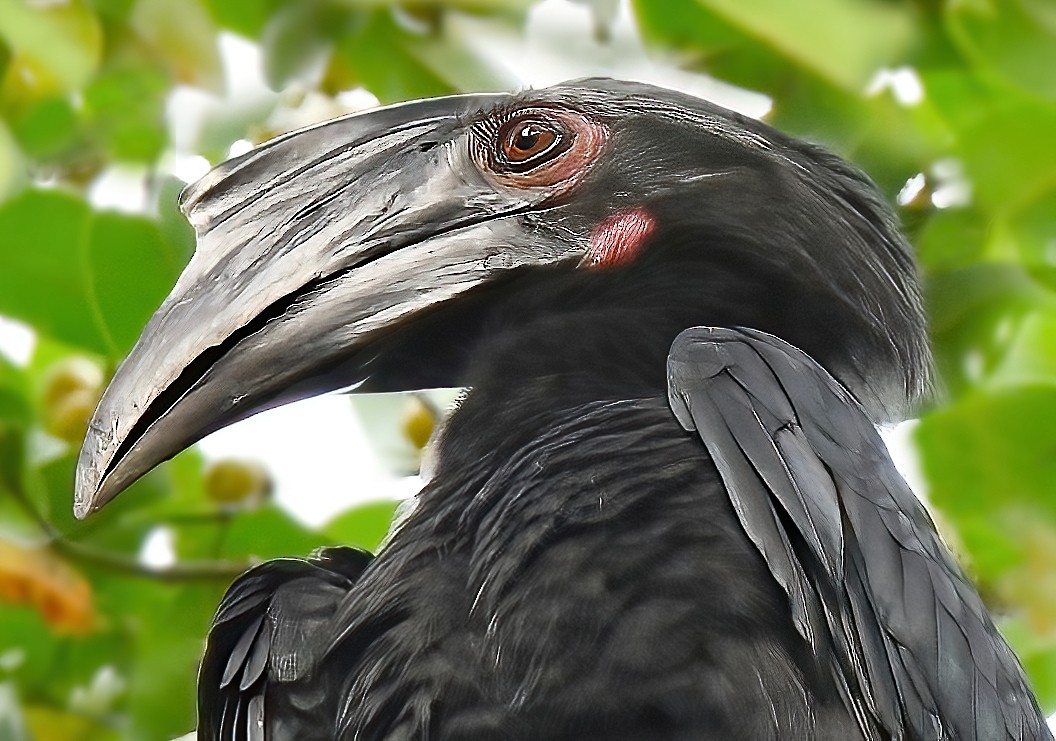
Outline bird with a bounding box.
[73,78,1051,740]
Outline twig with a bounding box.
[50,538,251,583]
[4,487,253,583]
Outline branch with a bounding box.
[50,538,252,583]
[5,487,253,583]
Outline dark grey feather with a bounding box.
[221,615,263,690]
[667,325,1050,741]
[197,547,372,741]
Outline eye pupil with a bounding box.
[515,125,542,152]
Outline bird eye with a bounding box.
[494,116,572,173]
[501,121,562,167]
[473,106,607,194]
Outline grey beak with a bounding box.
[74,93,576,518]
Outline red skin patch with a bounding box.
[585,208,657,269]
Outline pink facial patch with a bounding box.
[585,208,657,269]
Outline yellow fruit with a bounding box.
[45,388,97,444]
[204,459,271,506]
[401,396,436,451]
[0,0,102,101]
[41,358,104,444]
[41,357,103,408]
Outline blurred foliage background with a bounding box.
[0,0,1054,737]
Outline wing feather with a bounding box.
[667,326,1049,740]
[677,377,824,650]
[198,546,372,741]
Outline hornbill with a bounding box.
[75,79,1050,740]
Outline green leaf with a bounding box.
[0,354,31,429]
[0,0,102,94]
[946,0,1056,100]
[0,119,27,199]
[988,308,1056,390]
[915,208,988,272]
[204,0,283,38]
[154,175,196,266]
[0,189,187,360]
[84,211,183,355]
[917,65,993,134]
[9,96,78,160]
[88,577,222,741]
[129,0,222,92]
[694,0,914,91]
[1002,617,1056,710]
[90,0,137,22]
[323,499,399,552]
[1006,188,1056,267]
[259,2,340,90]
[84,66,169,164]
[404,34,516,94]
[631,0,937,191]
[925,263,1050,397]
[0,425,26,498]
[327,9,455,104]
[916,385,1056,576]
[178,504,327,561]
[0,392,30,429]
[0,355,30,496]
[0,190,106,355]
[0,608,62,702]
[150,448,209,515]
[956,95,1056,214]
[632,0,790,92]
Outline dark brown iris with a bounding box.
[498,118,567,170]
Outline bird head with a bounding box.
[75,78,929,518]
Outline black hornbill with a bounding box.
[75,79,1049,739]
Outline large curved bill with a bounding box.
[74,93,575,518]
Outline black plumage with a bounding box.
[74,79,1050,739]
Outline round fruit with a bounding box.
[41,358,104,444]
[203,459,271,506]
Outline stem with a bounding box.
[5,487,252,583]
[51,538,251,583]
